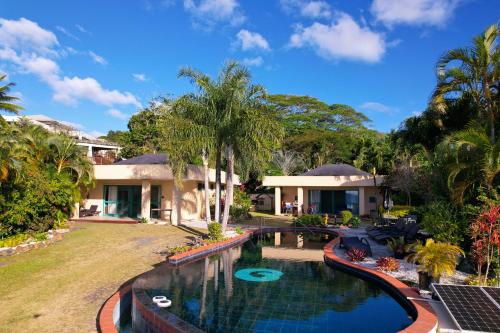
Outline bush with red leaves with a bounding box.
[376,256,400,272]
[346,248,366,262]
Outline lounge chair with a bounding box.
[80,205,100,217]
[367,218,406,237]
[340,236,372,257]
[372,222,420,243]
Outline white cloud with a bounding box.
[133,73,147,82]
[107,108,129,120]
[289,13,386,63]
[242,56,263,67]
[360,102,399,114]
[281,0,332,19]
[183,0,245,28]
[56,26,79,41]
[371,0,460,27]
[235,30,270,51]
[75,24,90,34]
[0,18,140,108]
[0,17,58,55]
[88,51,107,65]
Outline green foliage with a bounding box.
[230,188,252,221]
[0,233,29,247]
[235,226,243,235]
[0,74,23,114]
[295,214,323,226]
[33,232,48,241]
[340,210,353,225]
[349,216,361,228]
[166,245,192,256]
[384,205,412,218]
[406,239,464,279]
[208,222,223,241]
[139,217,149,224]
[418,202,466,245]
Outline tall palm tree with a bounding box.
[431,23,499,143]
[440,122,500,203]
[0,74,23,114]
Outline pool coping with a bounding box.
[98,226,437,333]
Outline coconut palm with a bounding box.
[272,150,305,175]
[407,239,464,281]
[440,122,500,203]
[431,23,499,143]
[0,74,23,114]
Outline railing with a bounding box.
[90,155,116,165]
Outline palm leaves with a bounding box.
[431,23,499,142]
[407,239,464,279]
[0,74,23,114]
[440,122,500,203]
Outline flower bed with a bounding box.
[0,229,69,256]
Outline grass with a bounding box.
[0,222,200,333]
[236,212,295,228]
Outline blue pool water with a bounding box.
[130,231,414,332]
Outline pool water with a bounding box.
[130,232,414,332]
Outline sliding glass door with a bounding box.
[104,185,142,218]
[308,189,359,215]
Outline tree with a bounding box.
[177,62,283,232]
[431,23,499,143]
[440,122,500,203]
[0,74,23,114]
[271,150,305,175]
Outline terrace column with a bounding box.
[274,187,281,215]
[171,186,181,226]
[86,145,93,158]
[141,180,151,220]
[358,187,366,216]
[297,187,304,216]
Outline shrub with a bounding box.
[349,216,361,228]
[33,232,48,241]
[166,245,192,257]
[376,257,400,272]
[295,214,323,226]
[340,210,353,225]
[346,248,366,262]
[230,188,251,222]
[419,202,466,245]
[235,226,243,235]
[208,222,223,241]
[384,205,411,218]
[0,233,29,247]
[139,217,149,224]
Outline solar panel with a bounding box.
[483,287,500,305]
[432,284,500,333]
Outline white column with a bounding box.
[274,232,281,246]
[274,187,281,215]
[141,180,151,220]
[87,145,93,158]
[358,187,366,216]
[171,186,181,226]
[297,187,304,216]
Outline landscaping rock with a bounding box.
[0,247,16,256]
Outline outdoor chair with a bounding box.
[80,205,100,217]
[339,236,372,257]
[284,202,293,215]
[367,218,405,236]
[372,222,419,243]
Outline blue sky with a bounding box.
[1,0,498,136]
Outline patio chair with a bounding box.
[339,236,372,257]
[367,218,406,237]
[80,205,100,217]
[372,221,419,243]
[284,202,293,215]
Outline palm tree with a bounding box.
[431,23,499,143]
[0,74,23,114]
[440,122,500,203]
[272,150,305,175]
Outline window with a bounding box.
[369,196,377,203]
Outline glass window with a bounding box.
[308,190,321,214]
[345,190,359,216]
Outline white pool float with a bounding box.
[156,299,172,308]
[152,296,167,303]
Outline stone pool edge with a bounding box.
[98,226,437,333]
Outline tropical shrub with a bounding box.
[349,216,361,228]
[470,204,499,285]
[387,236,415,259]
[0,233,29,247]
[419,202,466,245]
[139,217,149,224]
[166,245,192,257]
[295,214,323,226]
[346,248,366,262]
[376,257,400,272]
[208,222,223,241]
[340,210,353,225]
[383,205,411,218]
[230,188,252,221]
[406,239,464,280]
[235,226,243,235]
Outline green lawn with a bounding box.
[0,222,198,333]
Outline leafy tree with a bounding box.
[0,74,23,114]
[271,149,305,176]
[98,130,129,146]
[431,23,499,143]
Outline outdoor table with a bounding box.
[150,208,172,223]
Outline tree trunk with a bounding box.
[490,112,495,144]
[221,145,234,234]
[202,149,211,226]
[214,147,222,223]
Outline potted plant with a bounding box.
[407,239,464,290]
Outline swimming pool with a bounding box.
[128,231,414,332]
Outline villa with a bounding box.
[262,164,384,217]
[78,154,239,225]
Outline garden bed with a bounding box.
[0,229,69,256]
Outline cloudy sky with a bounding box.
[1,0,497,136]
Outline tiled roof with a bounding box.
[114,153,168,165]
[301,163,370,176]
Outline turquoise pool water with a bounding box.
[130,231,414,332]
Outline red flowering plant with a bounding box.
[346,248,366,262]
[470,204,500,285]
[376,257,400,272]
